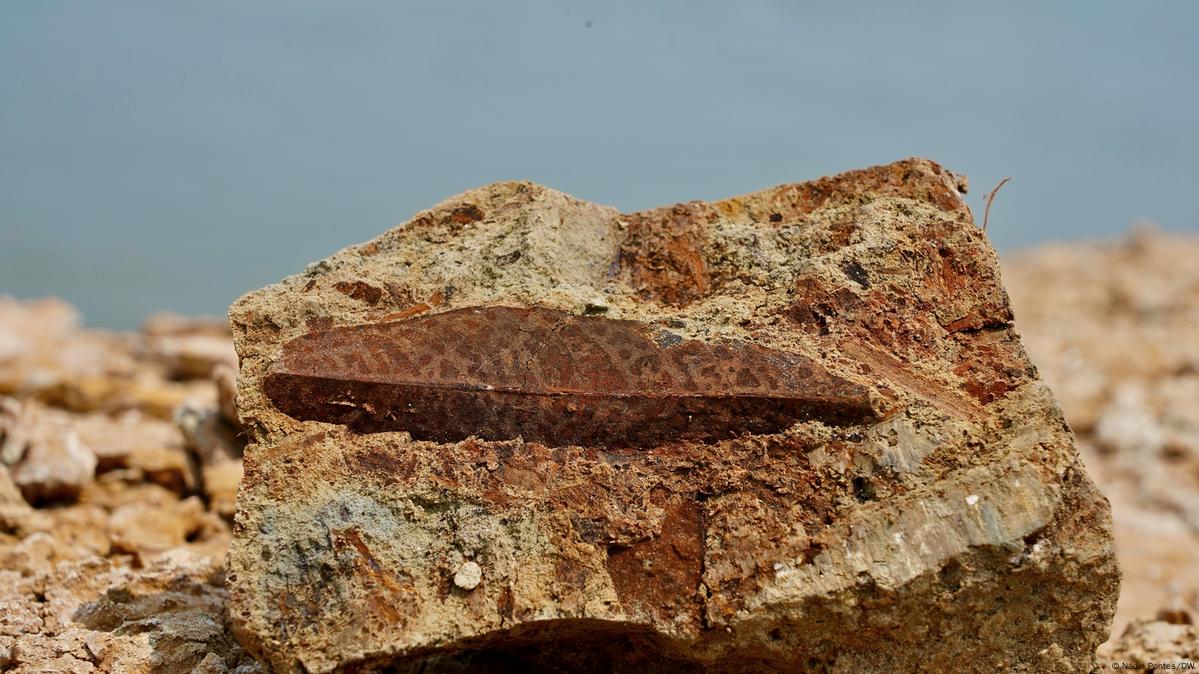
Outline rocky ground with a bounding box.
[1004,227,1199,667]
[0,227,1194,671]
[0,300,258,672]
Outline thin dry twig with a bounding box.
[982,177,1011,231]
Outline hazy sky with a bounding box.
[2,1,1196,328]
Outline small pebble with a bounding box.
[453,560,482,591]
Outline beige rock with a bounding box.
[215,365,241,431]
[0,296,216,421]
[74,410,195,492]
[0,464,25,506]
[0,296,83,379]
[0,396,34,466]
[5,627,97,673]
[1100,618,1198,667]
[0,297,257,672]
[453,560,483,591]
[0,297,135,402]
[200,460,242,519]
[177,401,245,518]
[1,555,260,674]
[141,312,233,339]
[228,159,1118,672]
[3,399,198,504]
[0,504,111,574]
[8,403,97,504]
[73,410,177,466]
[1005,230,1199,637]
[3,531,62,575]
[109,495,208,556]
[145,333,237,381]
[140,313,237,381]
[0,570,44,637]
[126,442,195,495]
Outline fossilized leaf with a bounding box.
[264,306,876,447]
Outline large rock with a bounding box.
[227,159,1119,672]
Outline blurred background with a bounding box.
[2,1,1197,328]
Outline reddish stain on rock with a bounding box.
[333,281,384,305]
[450,204,485,225]
[605,499,704,625]
[619,203,712,306]
[263,306,876,447]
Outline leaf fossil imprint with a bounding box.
[264,306,877,447]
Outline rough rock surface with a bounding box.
[228,159,1118,672]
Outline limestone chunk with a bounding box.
[9,405,97,504]
[226,159,1118,672]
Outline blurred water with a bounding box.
[1,1,1196,328]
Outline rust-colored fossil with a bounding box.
[263,306,876,447]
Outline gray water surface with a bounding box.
[2,1,1196,328]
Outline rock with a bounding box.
[1,555,261,674]
[0,296,81,367]
[1004,231,1199,636]
[453,560,483,591]
[199,460,242,520]
[0,503,112,574]
[176,400,245,519]
[109,494,210,557]
[74,410,195,493]
[140,313,238,381]
[214,365,241,431]
[141,313,233,340]
[6,401,97,504]
[227,159,1118,672]
[1100,618,1199,667]
[0,297,134,405]
[0,299,254,673]
[0,396,34,465]
[3,400,198,502]
[3,531,69,575]
[124,443,195,495]
[0,296,216,420]
[5,628,98,673]
[0,464,25,506]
